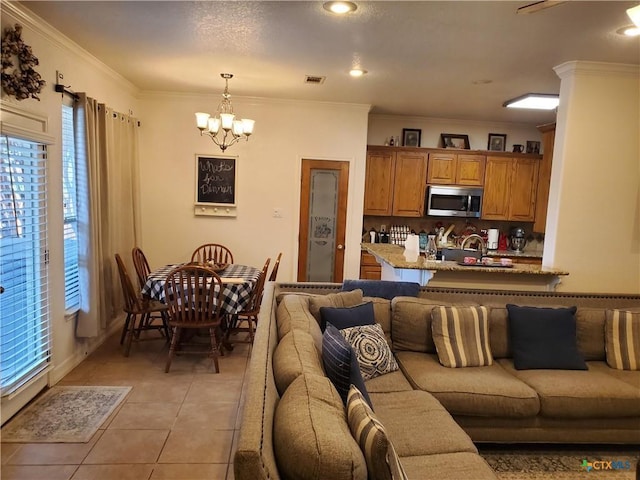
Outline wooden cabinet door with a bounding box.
[392,150,428,217]
[363,150,394,215]
[457,154,485,185]
[427,153,456,184]
[360,252,381,279]
[482,156,512,220]
[509,158,539,221]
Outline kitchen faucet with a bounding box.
[461,234,487,255]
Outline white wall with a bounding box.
[545,61,640,293]
[137,93,370,282]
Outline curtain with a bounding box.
[74,93,140,337]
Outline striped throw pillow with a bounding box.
[346,385,408,480]
[431,305,493,368]
[605,310,640,370]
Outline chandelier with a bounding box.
[195,73,255,152]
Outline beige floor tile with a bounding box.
[158,427,233,464]
[226,462,235,480]
[83,430,168,464]
[184,380,243,404]
[7,431,103,465]
[175,402,238,431]
[71,464,154,480]
[0,464,78,480]
[150,463,228,479]
[126,381,191,404]
[1,444,21,464]
[108,403,180,430]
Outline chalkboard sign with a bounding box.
[195,155,237,206]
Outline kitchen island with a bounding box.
[363,243,569,291]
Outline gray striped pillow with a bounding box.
[431,305,493,367]
[605,309,640,370]
[346,385,408,480]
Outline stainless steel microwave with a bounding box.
[426,185,483,218]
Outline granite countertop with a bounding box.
[362,244,542,259]
[363,243,568,276]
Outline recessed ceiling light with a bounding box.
[323,1,357,15]
[349,68,367,77]
[503,93,559,110]
[617,25,640,37]
[627,4,640,27]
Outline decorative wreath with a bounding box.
[1,24,46,101]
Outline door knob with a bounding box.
[337,244,344,250]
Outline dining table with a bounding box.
[141,263,262,315]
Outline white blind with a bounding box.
[0,135,51,396]
[62,105,79,311]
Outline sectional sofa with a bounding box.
[234,282,640,480]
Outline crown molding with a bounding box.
[2,2,139,96]
[554,61,640,79]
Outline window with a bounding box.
[62,105,79,312]
[0,135,50,395]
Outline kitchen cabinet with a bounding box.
[482,156,539,221]
[364,148,428,216]
[360,251,381,280]
[533,123,555,233]
[427,153,485,186]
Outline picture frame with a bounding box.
[487,133,507,152]
[526,140,541,154]
[440,133,470,149]
[194,154,238,217]
[402,128,422,147]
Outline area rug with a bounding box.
[1,386,131,443]
[480,446,640,480]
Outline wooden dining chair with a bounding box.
[163,264,225,373]
[268,252,282,282]
[132,246,152,290]
[225,258,270,346]
[114,254,170,357]
[190,243,234,265]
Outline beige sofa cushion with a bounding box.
[273,374,367,480]
[364,296,392,346]
[276,294,323,350]
[588,361,640,391]
[400,452,498,480]
[272,329,324,395]
[369,390,478,457]
[365,370,413,394]
[396,351,540,418]
[486,306,510,359]
[308,289,364,324]
[498,359,640,418]
[575,307,607,361]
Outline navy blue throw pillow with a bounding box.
[319,301,375,332]
[506,304,587,370]
[322,323,373,408]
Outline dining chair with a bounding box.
[190,243,234,265]
[114,253,170,357]
[268,252,282,282]
[163,264,225,373]
[225,257,270,346]
[131,246,152,290]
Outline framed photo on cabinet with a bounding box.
[402,128,421,147]
[441,133,470,149]
[526,140,541,154]
[487,133,507,152]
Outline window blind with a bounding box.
[62,105,79,311]
[0,135,51,396]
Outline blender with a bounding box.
[509,227,527,252]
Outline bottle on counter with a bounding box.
[389,137,395,147]
[426,235,438,260]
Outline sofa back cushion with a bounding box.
[276,294,323,351]
[364,296,392,347]
[308,289,364,324]
[273,329,325,395]
[273,374,367,480]
[575,307,607,361]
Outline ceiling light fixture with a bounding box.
[627,4,640,27]
[503,93,559,110]
[349,68,367,77]
[323,1,357,14]
[617,25,640,37]
[195,73,254,152]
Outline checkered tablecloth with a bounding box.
[141,263,261,315]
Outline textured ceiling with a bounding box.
[21,1,640,125]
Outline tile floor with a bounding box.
[1,330,251,480]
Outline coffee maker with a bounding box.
[510,227,527,252]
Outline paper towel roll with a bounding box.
[487,229,499,250]
[404,234,420,252]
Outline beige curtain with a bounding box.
[75,93,141,337]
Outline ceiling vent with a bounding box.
[304,75,326,85]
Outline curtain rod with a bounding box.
[54,83,79,101]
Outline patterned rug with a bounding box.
[480,446,640,480]
[1,386,131,443]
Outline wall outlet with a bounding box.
[380,224,386,232]
[273,208,283,218]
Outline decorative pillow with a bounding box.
[308,289,364,325]
[341,324,398,380]
[346,385,408,480]
[605,309,640,370]
[322,324,372,407]
[320,301,375,331]
[431,305,493,368]
[507,304,587,370]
